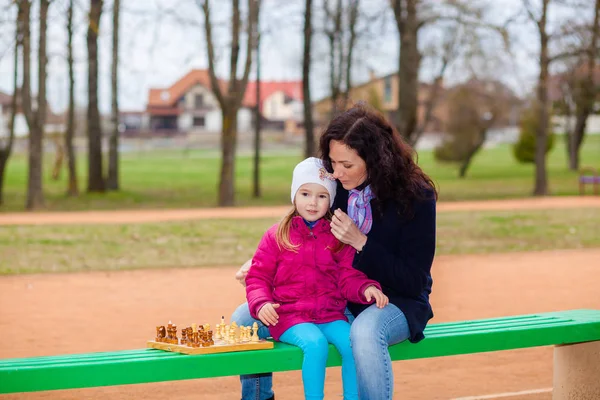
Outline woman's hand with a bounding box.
[257,303,280,326]
[330,209,367,251]
[363,286,389,308]
[235,259,252,287]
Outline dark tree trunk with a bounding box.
[107,0,120,190]
[253,29,261,198]
[303,0,315,158]
[22,0,49,210]
[0,2,21,206]
[533,0,550,196]
[342,0,359,112]
[87,0,105,192]
[394,0,420,142]
[65,0,78,196]
[569,0,599,171]
[219,107,238,206]
[459,128,487,178]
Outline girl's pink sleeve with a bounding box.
[335,244,381,304]
[246,226,280,318]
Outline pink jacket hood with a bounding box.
[245,216,380,340]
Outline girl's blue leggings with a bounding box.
[279,320,358,400]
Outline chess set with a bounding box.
[147,316,274,355]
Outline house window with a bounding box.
[195,94,204,109]
[193,116,205,127]
[384,76,392,103]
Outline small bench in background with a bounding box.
[579,167,600,195]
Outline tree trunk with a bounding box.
[25,0,49,210]
[252,30,261,198]
[568,0,599,171]
[219,108,238,206]
[533,0,550,196]
[396,0,420,142]
[107,0,120,190]
[459,129,487,178]
[87,0,105,192]
[51,136,64,180]
[65,0,78,196]
[303,0,315,158]
[342,0,359,113]
[0,2,21,206]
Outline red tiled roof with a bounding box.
[147,69,302,112]
[243,81,303,111]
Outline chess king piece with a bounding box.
[156,326,166,342]
[251,322,259,342]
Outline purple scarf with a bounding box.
[348,185,375,235]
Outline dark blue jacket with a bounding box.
[332,184,436,343]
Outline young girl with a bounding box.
[246,157,388,400]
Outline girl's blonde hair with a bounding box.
[275,205,345,253]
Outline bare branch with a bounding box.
[200,0,225,107]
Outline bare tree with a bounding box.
[523,0,552,195]
[391,0,420,142]
[303,0,315,157]
[253,21,261,198]
[568,0,600,170]
[21,0,50,210]
[0,2,22,206]
[87,0,104,192]
[322,0,360,116]
[391,0,506,146]
[65,0,78,196]
[200,0,260,206]
[107,0,120,190]
[435,80,512,178]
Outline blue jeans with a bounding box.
[231,302,273,400]
[232,302,411,400]
[280,321,358,400]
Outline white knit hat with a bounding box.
[291,157,337,207]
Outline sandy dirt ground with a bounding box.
[1,196,599,226]
[2,248,600,400]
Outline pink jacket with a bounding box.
[246,216,381,340]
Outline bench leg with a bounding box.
[553,340,600,399]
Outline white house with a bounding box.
[145,70,303,136]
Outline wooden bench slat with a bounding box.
[1,309,599,394]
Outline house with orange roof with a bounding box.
[144,69,302,136]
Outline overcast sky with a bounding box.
[0,0,594,115]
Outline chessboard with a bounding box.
[147,318,274,355]
[147,338,273,355]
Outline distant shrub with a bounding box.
[513,105,555,164]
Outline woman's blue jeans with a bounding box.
[231,302,411,400]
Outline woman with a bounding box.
[232,104,437,400]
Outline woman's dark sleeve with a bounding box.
[354,197,436,298]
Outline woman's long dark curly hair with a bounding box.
[319,104,438,216]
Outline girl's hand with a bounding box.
[257,303,280,326]
[330,209,367,251]
[364,286,389,308]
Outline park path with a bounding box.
[1,248,599,399]
[1,196,599,225]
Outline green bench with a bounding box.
[2,309,600,397]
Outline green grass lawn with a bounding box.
[2,135,599,212]
[1,207,598,275]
